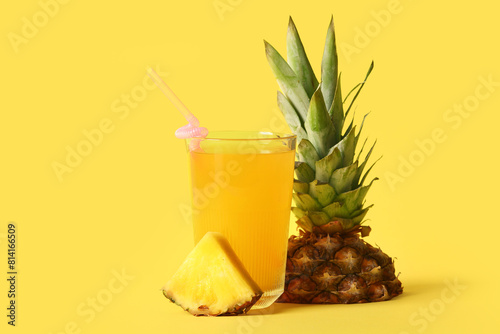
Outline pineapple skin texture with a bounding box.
[162,232,262,316]
[278,225,402,304]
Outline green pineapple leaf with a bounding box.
[309,211,331,226]
[287,17,319,98]
[359,158,381,186]
[342,112,355,139]
[277,91,308,143]
[305,86,336,158]
[298,139,320,171]
[330,217,356,231]
[293,192,322,211]
[355,113,370,146]
[335,178,377,212]
[320,16,338,111]
[295,162,315,183]
[329,73,344,142]
[265,17,381,233]
[265,40,310,123]
[309,181,336,207]
[329,161,359,194]
[343,82,361,104]
[296,216,314,232]
[330,126,356,167]
[345,61,374,118]
[353,140,376,186]
[291,207,306,219]
[355,137,368,162]
[322,201,351,219]
[293,180,310,194]
[351,205,373,223]
[315,146,342,183]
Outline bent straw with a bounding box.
[147,67,194,123]
[146,67,208,139]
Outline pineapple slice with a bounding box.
[162,232,263,316]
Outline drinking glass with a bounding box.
[187,131,296,309]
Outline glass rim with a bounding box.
[189,131,296,142]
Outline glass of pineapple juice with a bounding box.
[186,131,296,309]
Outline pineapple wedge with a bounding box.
[162,232,263,316]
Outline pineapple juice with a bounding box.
[188,132,296,308]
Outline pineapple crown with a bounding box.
[264,16,378,236]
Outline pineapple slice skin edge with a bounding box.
[163,290,261,317]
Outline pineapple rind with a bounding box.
[278,229,403,304]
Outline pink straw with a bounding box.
[146,67,209,141]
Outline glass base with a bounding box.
[251,288,284,310]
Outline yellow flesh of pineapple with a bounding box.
[162,232,262,316]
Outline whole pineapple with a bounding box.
[265,17,403,303]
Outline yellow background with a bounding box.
[1,0,499,333]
